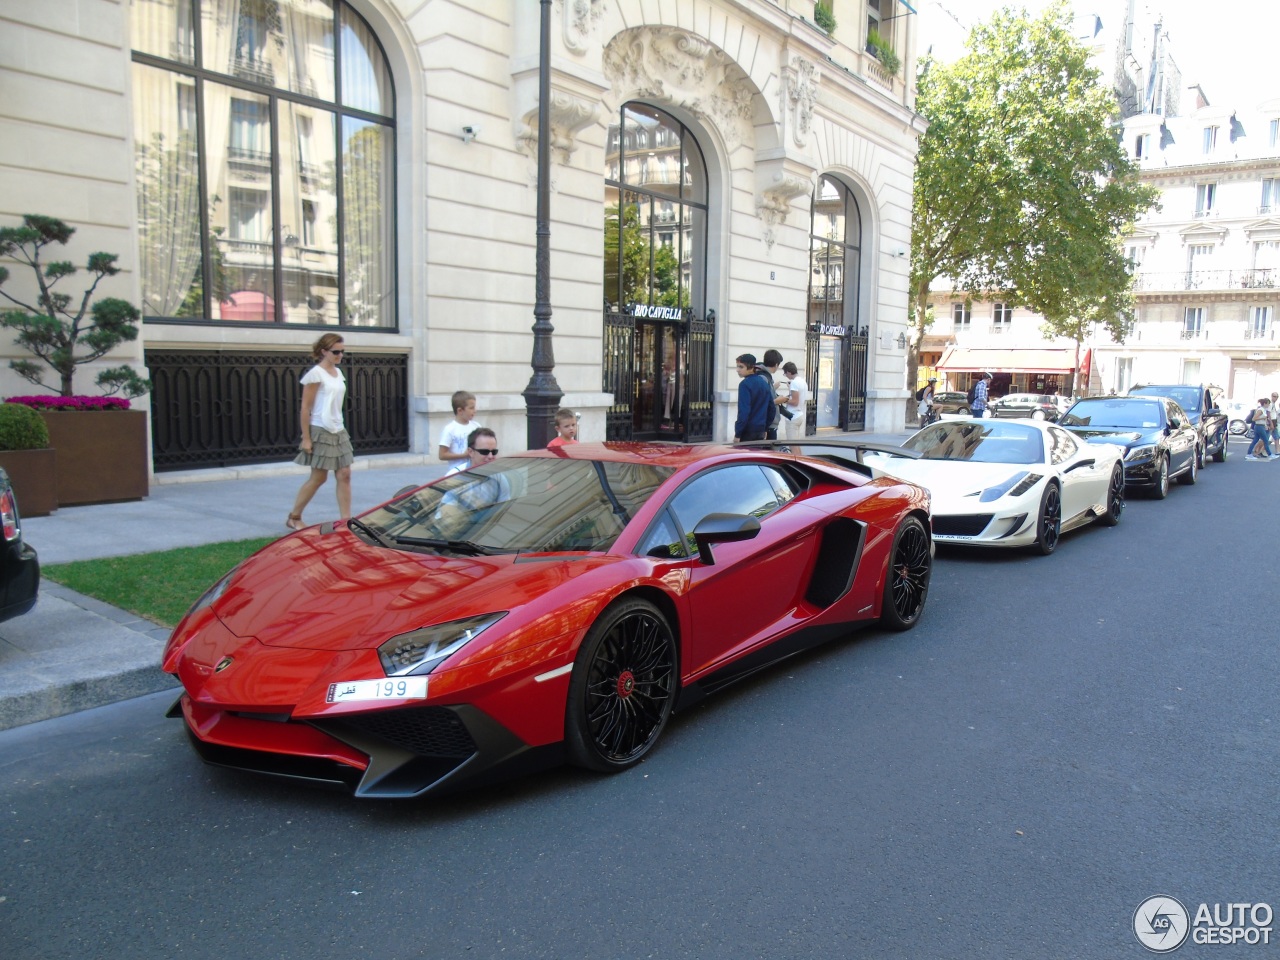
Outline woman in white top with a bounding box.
[286,333,354,530]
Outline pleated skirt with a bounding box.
[295,426,354,471]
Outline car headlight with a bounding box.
[378,613,507,676]
[975,472,1042,502]
[1125,444,1155,463]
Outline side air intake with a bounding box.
[804,517,866,608]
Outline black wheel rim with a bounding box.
[585,612,675,764]
[1109,467,1125,518]
[890,522,931,622]
[1041,487,1061,549]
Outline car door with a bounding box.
[640,463,819,679]
[1164,400,1195,473]
[1047,426,1103,521]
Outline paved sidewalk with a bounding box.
[0,431,915,730]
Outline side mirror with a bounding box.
[692,513,761,565]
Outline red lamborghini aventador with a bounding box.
[164,441,931,798]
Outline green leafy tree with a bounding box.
[604,202,650,307]
[907,1,1157,397]
[0,215,151,398]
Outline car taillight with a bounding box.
[0,489,18,541]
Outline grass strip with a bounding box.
[43,537,276,629]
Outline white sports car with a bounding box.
[863,419,1126,555]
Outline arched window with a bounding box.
[603,104,711,441]
[808,175,866,429]
[130,0,396,328]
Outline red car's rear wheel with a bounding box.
[566,598,677,772]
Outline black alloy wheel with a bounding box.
[1177,450,1198,486]
[566,598,677,772]
[879,515,931,631]
[1100,463,1124,526]
[1150,455,1169,500]
[1034,482,1062,556]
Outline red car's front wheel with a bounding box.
[566,598,677,772]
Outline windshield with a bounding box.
[359,458,674,554]
[1131,385,1199,411]
[1061,399,1162,429]
[903,421,1044,464]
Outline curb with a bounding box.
[0,582,178,732]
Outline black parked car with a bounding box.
[1127,384,1228,464]
[987,393,1066,422]
[0,468,39,622]
[1059,396,1200,499]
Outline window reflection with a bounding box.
[130,0,395,326]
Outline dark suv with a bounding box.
[1126,384,1228,464]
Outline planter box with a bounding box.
[0,448,58,517]
[40,410,149,506]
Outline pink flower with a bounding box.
[3,395,131,412]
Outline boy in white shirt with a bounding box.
[439,390,481,465]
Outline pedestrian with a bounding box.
[286,333,353,531]
[439,390,481,467]
[733,353,772,442]
[916,377,937,425]
[971,372,992,418]
[778,361,809,441]
[1270,392,1279,453]
[547,408,578,447]
[1245,397,1276,461]
[757,349,784,440]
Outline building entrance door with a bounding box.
[633,321,684,439]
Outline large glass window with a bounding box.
[130,0,396,328]
[604,104,706,313]
[808,175,862,429]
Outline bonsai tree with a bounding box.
[0,214,151,398]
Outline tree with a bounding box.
[0,215,151,398]
[907,1,1157,396]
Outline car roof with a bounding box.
[513,440,743,468]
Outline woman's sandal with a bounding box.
[285,513,304,532]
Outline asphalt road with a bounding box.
[2,437,1277,959]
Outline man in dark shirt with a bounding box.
[734,353,772,441]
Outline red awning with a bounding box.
[935,347,1078,374]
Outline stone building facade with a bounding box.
[0,0,923,471]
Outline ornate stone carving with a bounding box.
[518,89,602,165]
[603,27,756,148]
[786,56,819,148]
[755,163,814,250]
[560,0,604,55]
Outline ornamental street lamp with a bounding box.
[522,0,564,449]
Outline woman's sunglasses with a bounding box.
[329,349,345,356]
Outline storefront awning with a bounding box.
[935,347,1078,374]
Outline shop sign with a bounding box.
[631,304,685,320]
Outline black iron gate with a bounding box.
[845,332,869,430]
[147,349,409,471]
[603,308,714,442]
[804,325,869,432]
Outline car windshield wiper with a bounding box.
[391,536,511,556]
[348,516,394,548]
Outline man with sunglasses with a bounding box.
[435,427,510,530]
[446,427,500,475]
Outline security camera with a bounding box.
[461,125,480,143]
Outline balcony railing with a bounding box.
[1179,329,1203,340]
[1134,269,1277,292]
